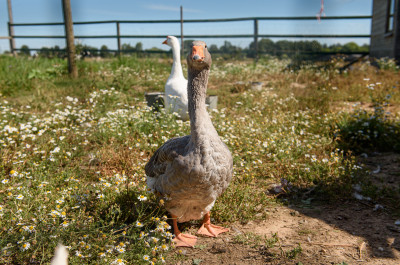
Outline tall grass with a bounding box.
[0,54,399,264]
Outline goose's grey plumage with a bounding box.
[145,40,233,223]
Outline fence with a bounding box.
[7,15,372,58]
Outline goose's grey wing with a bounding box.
[145,135,190,179]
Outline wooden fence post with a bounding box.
[7,0,16,56]
[254,19,259,62]
[116,22,121,57]
[62,0,78,78]
[180,6,184,59]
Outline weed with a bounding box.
[285,243,302,259]
[375,57,399,71]
[335,88,400,153]
[298,228,315,236]
[233,232,264,247]
[192,258,202,265]
[259,233,303,261]
[265,233,280,248]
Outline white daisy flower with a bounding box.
[21,242,30,251]
[138,195,147,201]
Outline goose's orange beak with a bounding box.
[191,45,205,62]
[162,38,168,44]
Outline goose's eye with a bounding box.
[205,45,207,49]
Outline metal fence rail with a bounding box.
[8,15,372,57]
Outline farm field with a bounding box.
[0,54,400,265]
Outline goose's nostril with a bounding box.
[192,54,201,61]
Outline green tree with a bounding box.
[255,39,275,54]
[38,47,50,57]
[275,40,294,55]
[135,42,143,51]
[183,40,195,53]
[121,43,135,51]
[341,42,360,53]
[328,43,343,53]
[53,45,62,58]
[208,44,219,53]
[75,44,99,57]
[220,41,231,53]
[100,45,110,58]
[19,45,30,56]
[360,44,369,52]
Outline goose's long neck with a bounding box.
[188,68,217,143]
[170,43,184,79]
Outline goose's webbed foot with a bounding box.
[196,212,229,237]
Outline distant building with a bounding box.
[370,0,400,62]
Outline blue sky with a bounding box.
[0,0,372,53]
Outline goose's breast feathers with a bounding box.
[145,136,232,216]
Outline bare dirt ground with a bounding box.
[169,153,400,265]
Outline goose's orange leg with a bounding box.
[171,214,197,248]
[197,212,229,237]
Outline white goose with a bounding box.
[162,36,189,121]
[146,40,233,247]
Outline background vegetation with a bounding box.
[10,39,369,59]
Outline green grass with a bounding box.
[0,54,399,264]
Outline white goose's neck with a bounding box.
[188,68,217,144]
[170,43,184,79]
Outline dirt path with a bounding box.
[169,153,400,265]
[170,202,400,265]
[170,203,399,265]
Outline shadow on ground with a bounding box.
[281,151,400,262]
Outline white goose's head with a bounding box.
[187,40,212,71]
[162,36,180,48]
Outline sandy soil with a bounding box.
[168,153,400,265]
